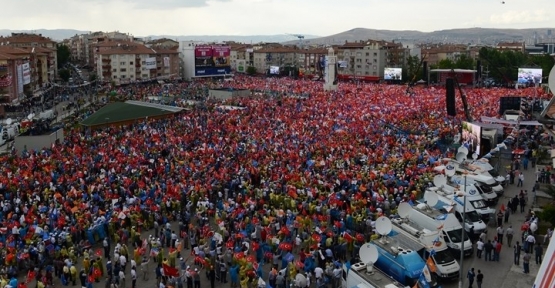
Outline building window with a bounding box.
[366,52,369,56]
[129,61,133,65]
[356,52,362,56]
[120,68,126,72]
[142,74,148,78]
[373,59,377,63]
[120,62,125,65]
[112,55,116,59]
[373,65,377,70]
[112,69,117,72]
[121,75,126,79]
[373,52,377,57]
[141,61,146,64]
[356,65,361,69]
[113,75,117,79]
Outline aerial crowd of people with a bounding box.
[0,74,552,288]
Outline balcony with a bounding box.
[102,65,111,69]
[102,58,111,63]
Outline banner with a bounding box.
[22,62,31,85]
[195,67,231,77]
[195,45,214,67]
[163,57,170,68]
[144,57,157,70]
[17,65,23,94]
[212,45,231,67]
[236,60,246,73]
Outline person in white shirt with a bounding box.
[118,270,125,288]
[476,239,484,259]
[119,254,127,270]
[130,267,137,288]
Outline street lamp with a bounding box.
[445,165,466,288]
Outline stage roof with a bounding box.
[430,69,477,73]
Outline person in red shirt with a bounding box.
[495,241,502,262]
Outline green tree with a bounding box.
[89,73,98,82]
[438,59,456,69]
[58,68,70,82]
[56,44,71,69]
[455,54,475,70]
[246,66,257,75]
[404,54,422,83]
[539,203,555,227]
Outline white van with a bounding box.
[435,186,496,223]
[430,191,486,236]
[449,175,498,206]
[391,219,460,281]
[410,202,473,257]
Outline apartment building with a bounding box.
[496,42,525,53]
[0,51,24,111]
[96,43,179,84]
[336,40,387,79]
[420,44,470,66]
[0,33,58,83]
[252,47,298,73]
[66,31,136,67]
[0,46,51,96]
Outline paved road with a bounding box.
[442,158,543,288]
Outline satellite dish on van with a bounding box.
[424,191,439,207]
[359,243,379,265]
[433,175,447,187]
[398,202,411,218]
[6,118,12,125]
[27,114,33,120]
[548,64,555,94]
[428,187,439,192]
[375,216,392,236]
[456,146,469,162]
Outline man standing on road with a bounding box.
[506,226,514,247]
[534,243,543,264]
[504,208,510,223]
[476,270,484,288]
[467,268,475,288]
[514,241,521,265]
[517,173,524,187]
[476,238,484,259]
[523,252,531,274]
[496,211,503,227]
[494,240,502,262]
[497,226,504,245]
[484,240,493,262]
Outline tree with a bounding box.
[58,68,70,82]
[404,55,422,83]
[56,44,71,69]
[246,66,257,75]
[455,54,475,70]
[89,73,98,82]
[438,59,456,69]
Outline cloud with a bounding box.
[489,10,551,25]
[126,0,232,9]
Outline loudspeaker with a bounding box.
[423,61,428,84]
[446,78,456,116]
[476,60,482,79]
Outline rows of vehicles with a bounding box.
[342,147,506,288]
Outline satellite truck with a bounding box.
[392,202,460,281]
[341,243,408,288]
[429,174,495,223]
[0,118,20,146]
[404,199,473,257]
[364,216,441,288]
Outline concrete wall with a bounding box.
[208,89,251,100]
[14,128,64,154]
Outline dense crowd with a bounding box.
[0,75,551,288]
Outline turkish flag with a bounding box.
[95,249,103,257]
[163,264,180,278]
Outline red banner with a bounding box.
[195,45,213,57]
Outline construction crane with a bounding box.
[287,34,305,49]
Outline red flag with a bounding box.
[25,270,36,283]
[95,249,103,257]
[163,264,179,278]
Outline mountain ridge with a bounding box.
[1,27,554,45]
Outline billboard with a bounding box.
[236,60,246,73]
[212,46,231,67]
[461,121,482,157]
[517,68,542,84]
[163,57,170,68]
[195,45,214,67]
[144,57,157,70]
[384,67,402,80]
[22,62,31,85]
[195,67,231,77]
[269,66,280,75]
[17,65,23,94]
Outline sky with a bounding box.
[1,0,553,37]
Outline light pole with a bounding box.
[445,165,466,288]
